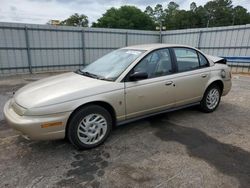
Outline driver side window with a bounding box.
[133,48,173,79]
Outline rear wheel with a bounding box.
[200,84,221,113]
[67,105,112,149]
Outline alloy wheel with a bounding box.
[77,113,107,145]
[206,88,220,110]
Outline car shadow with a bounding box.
[12,136,110,188]
[2,103,249,187]
[148,115,250,188]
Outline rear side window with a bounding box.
[198,53,209,67]
[173,48,200,72]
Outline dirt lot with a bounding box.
[0,73,250,188]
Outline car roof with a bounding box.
[122,43,196,51]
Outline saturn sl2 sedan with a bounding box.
[4,44,232,149]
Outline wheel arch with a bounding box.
[205,79,224,94]
[65,101,117,138]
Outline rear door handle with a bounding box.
[165,81,173,86]
[201,74,208,78]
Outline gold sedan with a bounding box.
[4,44,232,149]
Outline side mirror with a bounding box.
[129,71,148,81]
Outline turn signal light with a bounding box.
[41,122,63,128]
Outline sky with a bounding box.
[1,0,250,25]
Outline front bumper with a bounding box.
[3,100,71,140]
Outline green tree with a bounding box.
[166,1,179,15]
[164,1,180,29]
[60,13,88,27]
[232,6,250,25]
[190,2,197,12]
[154,4,165,22]
[193,6,208,28]
[145,4,165,26]
[204,0,233,27]
[92,6,155,30]
[144,6,154,20]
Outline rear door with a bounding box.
[171,47,211,106]
[124,48,176,119]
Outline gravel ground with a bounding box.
[0,73,250,188]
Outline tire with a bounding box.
[200,84,222,113]
[67,105,112,150]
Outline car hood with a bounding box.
[14,72,113,109]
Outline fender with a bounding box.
[204,70,224,93]
[26,89,126,122]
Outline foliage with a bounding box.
[58,0,250,30]
[60,13,88,27]
[92,6,155,30]
[145,0,250,30]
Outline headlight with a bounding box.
[11,100,27,116]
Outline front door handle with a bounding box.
[165,81,173,86]
[201,74,208,78]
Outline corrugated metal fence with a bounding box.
[162,24,250,73]
[0,22,158,75]
[0,22,250,75]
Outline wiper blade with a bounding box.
[76,69,113,81]
[76,69,99,78]
[97,77,113,81]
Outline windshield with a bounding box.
[79,49,145,81]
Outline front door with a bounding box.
[124,48,176,119]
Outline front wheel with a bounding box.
[200,84,221,113]
[67,105,112,149]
